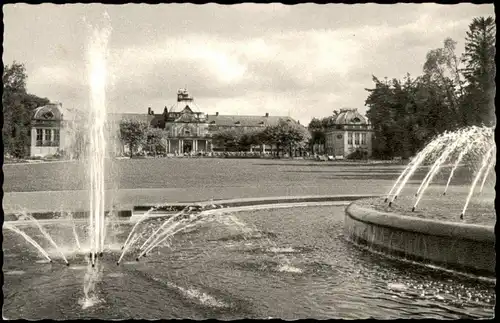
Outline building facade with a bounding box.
[29,89,301,157]
[324,108,373,158]
[30,103,66,157]
[145,89,296,154]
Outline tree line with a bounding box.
[365,16,495,159]
[119,118,311,157]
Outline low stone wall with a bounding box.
[345,202,496,278]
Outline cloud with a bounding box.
[3,3,495,124]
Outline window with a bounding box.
[348,132,353,145]
[54,129,60,144]
[36,129,43,146]
[44,129,52,142]
[361,133,367,145]
[354,132,360,145]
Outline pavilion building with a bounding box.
[324,108,373,158]
[30,103,66,157]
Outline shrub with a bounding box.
[346,149,368,160]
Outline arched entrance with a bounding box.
[183,140,193,153]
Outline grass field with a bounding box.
[3,158,411,193]
[3,158,494,226]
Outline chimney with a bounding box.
[265,113,269,117]
[151,110,155,115]
[216,112,219,116]
[148,107,152,115]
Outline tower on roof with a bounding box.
[177,88,193,102]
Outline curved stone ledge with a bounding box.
[3,194,378,222]
[134,194,378,212]
[345,202,496,278]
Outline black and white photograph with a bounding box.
[2,2,496,320]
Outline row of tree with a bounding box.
[118,119,169,157]
[211,119,311,156]
[365,16,496,159]
[119,118,312,157]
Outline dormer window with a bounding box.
[259,121,265,125]
[210,120,216,124]
[352,117,361,123]
[235,121,241,125]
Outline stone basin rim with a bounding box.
[3,194,379,221]
[346,202,495,242]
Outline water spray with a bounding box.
[460,146,495,220]
[4,225,52,262]
[412,142,460,210]
[138,206,189,251]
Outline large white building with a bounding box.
[29,89,300,157]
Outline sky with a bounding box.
[3,3,495,125]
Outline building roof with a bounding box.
[169,101,202,113]
[334,109,368,125]
[107,113,155,124]
[33,103,63,120]
[206,114,295,127]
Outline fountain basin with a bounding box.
[344,202,495,278]
[3,203,495,319]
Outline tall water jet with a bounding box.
[86,16,111,264]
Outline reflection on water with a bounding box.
[2,206,495,319]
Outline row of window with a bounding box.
[347,132,367,145]
[35,128,60,147]
[334,124,371,130]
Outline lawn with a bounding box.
[4,158,494,225]
[3,158,410,193]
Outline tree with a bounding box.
[119,119,148,158]
[212,128,242,152]
[3,61,27,92]
[145,128,169,156]
[461,16,496,126]
[423,37,463,125]
[264,119,310,157]
[307,115,336,154]
[3,61,50,158]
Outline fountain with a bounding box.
[383,125,495,219]
[2,14,495,320]
[345,125,496,281]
